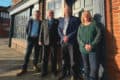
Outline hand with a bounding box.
[85,44,89,51]
[38,41,42,45]
[63,36,69,43]
[85,44,92,52]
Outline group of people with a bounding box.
[16,5,101,80]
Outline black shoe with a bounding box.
[71,76,82,80]
[58,74,66,80]
[33,65,40,72]
[16,70,27,76]
[52,71,58,77]
[40,72,48,77]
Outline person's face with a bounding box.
[83,13,90,22]
[64,7,71,17]
[34,11,40,19]
[48,11,54,19]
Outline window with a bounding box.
[84,0,93,15]
[73,0,94,17]
[74,0,81,9]
[47,0,62,18]
[54,0,62,17]
[13,8,30,40]
[48,2,54,10]
[73,0,81,17]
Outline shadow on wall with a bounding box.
[106,27,120,80]
[94,13,107,80]
[94,14,119,80]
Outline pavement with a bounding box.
[0,38,59,80]
[0,38,104,80]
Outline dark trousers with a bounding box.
[41,45,57,74]
[81,52,98,80]
[22,37,41,70]
[61,43,80,77]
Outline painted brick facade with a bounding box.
[105,0,120,80]
[10,0,43,53]
[0,7,10,37]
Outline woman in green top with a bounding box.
[77,10,101,80]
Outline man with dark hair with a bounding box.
[17,10,42,76]
[58,6,80,80]
[39,10,59,77]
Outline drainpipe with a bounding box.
[109,0,114,40]
[8,15,14,47]
[104,0,113,80]
[42,0,45,20]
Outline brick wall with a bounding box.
[0,7,10,37]
[112,1,120,79]
[106,0,120,80]
[0,26,8,37]
[11,38,27,54]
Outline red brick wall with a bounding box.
[11,38,27,54]
[0,26,8,37]
[112,1,120,79]
[106,0,120,80]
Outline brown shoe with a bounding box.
[16,70,27,76]
[33,65,40,72]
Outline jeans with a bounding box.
[81,52,98,80]
[22,37,41,70]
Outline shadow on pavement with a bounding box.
[0,59,59,80]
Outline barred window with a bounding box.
[47,0,62,18]
[13,8,30,40]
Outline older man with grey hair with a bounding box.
[39,10,59,77]
[17,10,42,76]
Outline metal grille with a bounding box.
[13,8,30,40]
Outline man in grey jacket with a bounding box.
[39,10,59,77]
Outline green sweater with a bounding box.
[77,21,101,54]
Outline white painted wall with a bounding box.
[10,0,39,15]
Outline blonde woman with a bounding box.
[77,10,101,80]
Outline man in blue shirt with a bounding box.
[17,10,42,76]
[30,19,40,37]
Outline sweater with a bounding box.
[77,21,101,54]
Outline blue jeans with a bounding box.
[81,52,98,80]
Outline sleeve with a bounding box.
[91,25,101,48]
[39,21,44,42]
[68,17,80,39]
[58,19,64,40]
[77,25,85,47]
[26,19,31,35]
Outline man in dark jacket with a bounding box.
[39,10,59,77]
[17,10,42,76]
[58,6,80,80]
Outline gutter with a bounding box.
[9,0,39,15]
